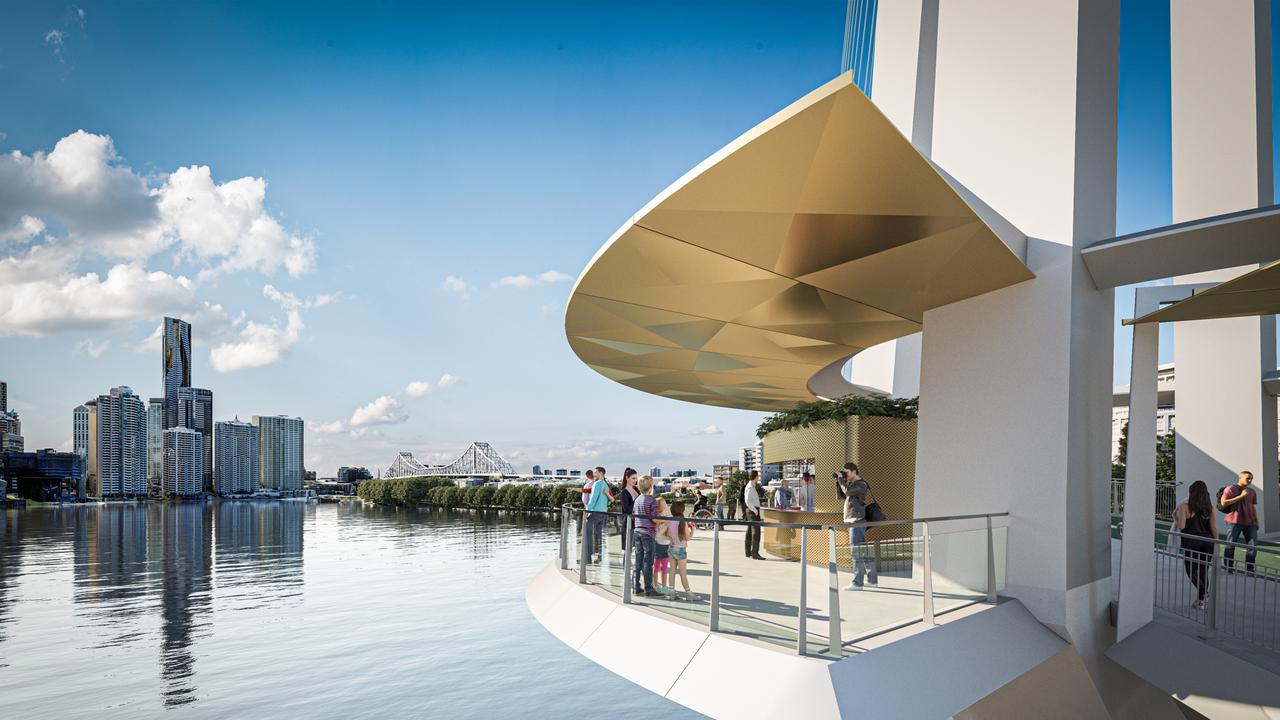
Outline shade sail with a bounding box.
[1126,260,1280,325]
[565,73,1034,411]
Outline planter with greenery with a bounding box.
[756,395,918,438]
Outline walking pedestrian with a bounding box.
[744,470,764,560]
[1175,480,1218,609]
[714,478,726,520]
[838,463,877,589]
[631,475,661,597]
[1220,470,1259,574]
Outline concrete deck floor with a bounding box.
[1109,537,1280,675]
[571,524,991,658]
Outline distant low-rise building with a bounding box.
[0,449,83,501]
[337,466,371,484]
[712,461,739,479]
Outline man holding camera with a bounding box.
[836,462,877,589]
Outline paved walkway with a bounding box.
[572,523,990,658]
[1110,538,1280,674]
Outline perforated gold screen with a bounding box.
[762,417,916,542]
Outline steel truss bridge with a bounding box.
[384,442,517,478]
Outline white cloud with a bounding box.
[310,420,347,435]
[0,130,315,275]
[0,215,45,245]
[442,275,471,298]
[161,166,316,279]
[404,380,433,397]
[350,395,405,427]
[75,338,110,358]
[0,261,198,336]
[208,285,305,373]
[491,269,572,289]
[690,425,723,435]
[405,373,459,397]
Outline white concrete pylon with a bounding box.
[1170,0,1279,534]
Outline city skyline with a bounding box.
[0,1,1272,477]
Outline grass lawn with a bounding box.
[1111,516,1280,573]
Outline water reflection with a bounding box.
[0,503,694,720]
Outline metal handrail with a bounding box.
[558,503,1008,657]
[1163,529,1280,555]
[562,503,1008,531]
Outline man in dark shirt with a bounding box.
[1221,470,1258,574]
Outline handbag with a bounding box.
[864,483,886,523]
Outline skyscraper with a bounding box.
[215,419,259,495]
[94,386,147,496]
[163,426,203,496]
[0,380,7,412]
[162,317,191,429]
[253,415,304,491]
[74,402,92,486]
[74,401,96,494]
[146,398,164,492]
[176,387,213,492]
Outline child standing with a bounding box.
[653,497,672,594]
[667,502,697,601]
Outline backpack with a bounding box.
[1216,486,1231,513]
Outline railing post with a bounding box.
[797,527,808,656]
[1204,540,1220,638]
[560,506,569,571]
[922,520,935,625]
[985,515,997,604]
[622,515,634,604]
[578,508,589,585]
[710,522,721,632]
[828,527,841,655]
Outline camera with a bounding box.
[831,472,842,480]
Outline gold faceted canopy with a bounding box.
[566,73,1033,411]
[1127,260,1280,325]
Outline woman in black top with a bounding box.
[619,468,638,552]
[1175,480,1219,610]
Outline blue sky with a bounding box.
[0,1,1267,476]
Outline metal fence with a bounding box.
[1154,530,1279,652]
[1111,479,1181,520]
[559,505,1008,657]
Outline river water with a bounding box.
[0,501,701,719]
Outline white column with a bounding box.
[1116,305,1161,639]
[912,0,1118,670]
[1171,1,1279,533]
[855,0,940,397]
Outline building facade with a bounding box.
[175,387,214,492]
[254,415,304,491]
[0,449,83,501]
[1111,363,1280,462]
[94,386,147,496]
[146,397,164,492]
[162,316,192,429]
[0,409,23,453]
[214,419,259,495]
[163,426,203,496]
